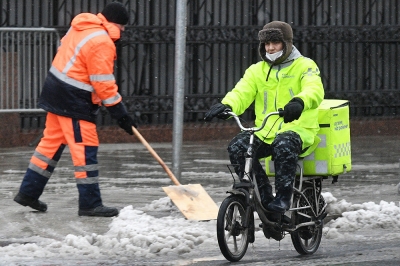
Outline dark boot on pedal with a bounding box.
[78,205,119,217]
[259,182,274,209]
[14,192,47,212]
[267,186,293,213]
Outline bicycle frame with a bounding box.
[217,110,328,261]
[226,110,327,233]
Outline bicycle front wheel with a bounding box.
[217,195,249,262]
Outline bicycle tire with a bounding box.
[290,186,325,255]
[217,195,249,262]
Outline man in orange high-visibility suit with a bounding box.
[13,2,137,217]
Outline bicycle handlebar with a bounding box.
[223,108,284,132]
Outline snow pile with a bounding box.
[0,198,215,261]
[323,192,400,239]
[2,193,400,261]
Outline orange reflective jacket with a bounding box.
[39,13,126,122]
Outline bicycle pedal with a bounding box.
[260,223,284,241]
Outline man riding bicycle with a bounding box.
[204,21,324,213]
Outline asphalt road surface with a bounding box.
[1,135,400,265]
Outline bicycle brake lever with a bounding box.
[216,108,232,120]
[224,107,232,113]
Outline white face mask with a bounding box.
[265,50,283,62]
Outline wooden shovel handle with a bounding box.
[131,126,181,186]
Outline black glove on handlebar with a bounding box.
[117,115,138,135]
[204,103,231,121]
[283,97,304,123]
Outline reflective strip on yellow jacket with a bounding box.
[222,46,324,155]
[38,13,123,122]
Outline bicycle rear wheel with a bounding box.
[291,186,325,255]
[217,195,249,262]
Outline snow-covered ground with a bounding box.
[1,136,400,265]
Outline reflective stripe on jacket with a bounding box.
[221,46,324,154]
[39,13,123,123]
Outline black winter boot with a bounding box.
[259,183,274,209]
[267,186,293,213]
[14,192,47,212]
[78,205,119,217]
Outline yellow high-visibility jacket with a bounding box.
[222,47,324,156]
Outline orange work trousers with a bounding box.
[18,112,103,209]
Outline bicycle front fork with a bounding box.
[242,157,252,181]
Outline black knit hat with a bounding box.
[101,2,129,25]
[258,21,293,64]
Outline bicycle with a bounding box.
[216,109,328,262]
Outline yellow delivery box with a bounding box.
[265,99,351,176]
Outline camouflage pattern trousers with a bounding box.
[227,130,303,191]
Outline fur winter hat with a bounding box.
[101,2,129,25]
[258,21,293,64]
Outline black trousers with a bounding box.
[227,130,303,191]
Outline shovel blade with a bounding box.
[162,184,219,221]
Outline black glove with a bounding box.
[283,98,304,123]
[204,103,231,121]
[117,115,138,135]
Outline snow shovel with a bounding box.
[131,126,219,221]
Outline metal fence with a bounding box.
[1,0,400,130]
[0,28,59,112]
